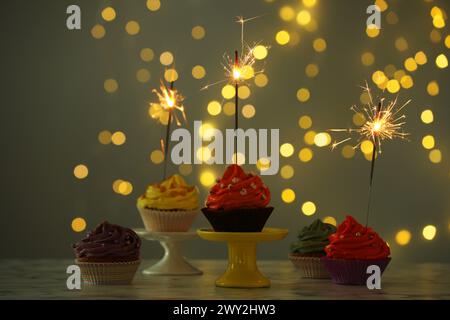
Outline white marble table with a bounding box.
[0,260,449,299]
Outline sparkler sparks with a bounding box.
[329,83,411,227]
[150,80,186,179]
[200,15,268,91]
[151,80,186,126]
[330,83,411,153]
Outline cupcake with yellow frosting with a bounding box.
[137,175,200,232]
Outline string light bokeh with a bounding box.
[1,0,447,260]
[67,0,449,261]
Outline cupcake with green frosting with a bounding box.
[289,219,337,279]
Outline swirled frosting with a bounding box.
[205,165,270,211]
[291,219,337,255]
[73,221,141,262]
[137,174,199,210]
[325,215,390,260]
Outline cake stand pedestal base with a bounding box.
[134,229,202,276]
[197,228,288,288]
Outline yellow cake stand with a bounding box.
[197,228,288,288]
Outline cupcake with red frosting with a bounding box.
[201,164,272,232]
[322,215,391,285]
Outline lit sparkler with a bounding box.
[330,83,410,152]
[151,80,185,125]
[330,83,411,226]
[150,80,186,179]
[201,16,268,91]
[201,15,268,162]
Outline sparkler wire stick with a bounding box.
[365,101,382,227]
[163,81,175,180]
[234,50,239,163]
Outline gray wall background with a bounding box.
[0,0,448,261]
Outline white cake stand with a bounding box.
[134,229,203,276]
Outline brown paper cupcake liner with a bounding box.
[289,254,330,279]
[76,260,141,285]
[138,207,199,232]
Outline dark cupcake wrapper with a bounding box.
[322,257,391,285]
[201,207,273,232]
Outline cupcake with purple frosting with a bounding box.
[73,221,141,285]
